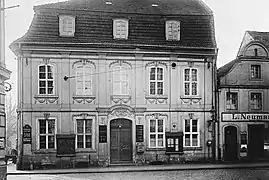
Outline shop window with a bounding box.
[226,92,238,110]
[166,132,183,154]
[250,92,262,110]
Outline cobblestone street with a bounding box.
[6,168,269,180]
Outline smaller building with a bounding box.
[217,31,269,161]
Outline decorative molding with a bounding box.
[180,96,202,105]
[43,113,50,120]
[146,113,168,119]
[72,59,96,69]
[110,95,131,104]
[145,61,168,69]
[108,60,132,68]
[145,95,168,104]
[34,95,59,104]
[72,95,96,104]
[43,58,50,65]
[110,108,133,118]
[72,113,94,119]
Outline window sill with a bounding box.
[72,95,96,104]
[145,95,168,104]
[110,95,131,104]
[33,149,56,154]
[34,95,59,104]
[75,149,97,153]
[183,147,203,151]
[180,96,202,104]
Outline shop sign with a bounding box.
[23,124,32,144]
[222,113,269,122]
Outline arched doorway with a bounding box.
[224,126,238,161]
[110,119,132,163]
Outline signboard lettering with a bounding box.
[23,124,32,144]
[222,113,269,122]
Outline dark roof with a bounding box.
[35,0,212,15]
[247,31,269,46]
[10,0,216,52]
[217,59,238,78]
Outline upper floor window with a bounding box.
[226,92,238,110]
[76,65,92,95]
[113,19,129,39]
[184,68,197,96]
[39,119,56,149]
[250,92,262,110]
[166,20,180,41]
[59,15,75,37]
[113,66,129,95]
[184,119,199,147]
[250,65,261,79]
[38,65,54,95]
[149,119,165,148]
[75,119,93,149]
[150,67,163,95]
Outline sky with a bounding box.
[4,0,269,103]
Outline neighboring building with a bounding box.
[10,0,217,169]
[217,31,269,161]
[0,0,12,160]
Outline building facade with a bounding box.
[217,31,269,161]
[10,0,217,169]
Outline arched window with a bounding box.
[113,66,129,95]
[76,65,92,95]
[38,64,54,95]
[244,44,268,57]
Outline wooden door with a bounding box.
[110,119,132,163]
[224,126,238,161]
[248,124,264,158]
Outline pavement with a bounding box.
[5,161,269,176]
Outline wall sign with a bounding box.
[23,124,32,144]
[56,134,75,157]
[99,125,107,143]
[222,113,269,122]
[136,125,144,142]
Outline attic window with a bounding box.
[152,3,158,7]
[166,20,180,41]
[113,19,129,40]
[59,15,75,37]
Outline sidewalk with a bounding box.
[6,161,269,176]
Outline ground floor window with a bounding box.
[149,119,165,148]
[39,119,55,149]
[166,132,183,153]
[75,119,93,148]
[184,119,199,147]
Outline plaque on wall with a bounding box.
[23,124,32,144]
[136,125,144,142]
[56,134,75,157]
[99,125,107,143]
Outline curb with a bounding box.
[6,163,269,176]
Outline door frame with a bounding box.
[224,125,238,161]
[109,118,133,163]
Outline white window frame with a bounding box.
[113,19,129,39]
[149,67,164,95]
[75,118,94,149]
[112,65,129,95]
[149,119,165,148]
[183,68,198,96]
[38,64,55,95]
[226,92,238,110]
[183,118,200,147]
[166,20,180,41]
[250,64,261,79]
[37,118,56,150]
[75,65,93,95]
[59,15,75,37]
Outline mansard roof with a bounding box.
[10,0,217,54]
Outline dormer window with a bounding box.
[113,19,129,39]
[166,20,180,41]
[59,15,75,37]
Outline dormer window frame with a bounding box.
[165,20,181,41]
[59,15,76,37]
[113,18,129,40]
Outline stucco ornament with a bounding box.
[110,108,133,118]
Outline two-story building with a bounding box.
[10,0,217,169]
[217,31,269,161]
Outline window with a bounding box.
[250,92,262,110]
[184,68,197,96]
[150,67,163,95]
[184,119,199,147]
[149,119,165,148]
[113,66,129,95]
[226,92,238,110]
[76,119,93,148]
[59,15,75,37]
[38,65,54,95]
[166,20,180,41]
[166,132,183,153]
[250,65,261,79]
[39,119,55,149]
[76,65,92,95]
[113,19,128,39]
